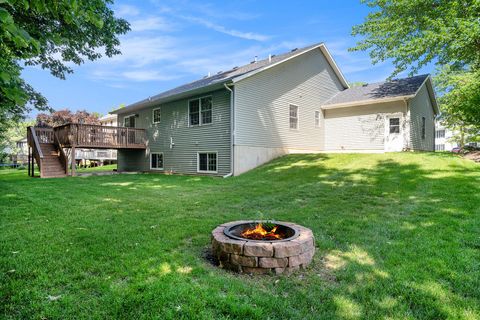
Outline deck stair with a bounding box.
[38,143,67,178]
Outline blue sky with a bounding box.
[22,0,434,117]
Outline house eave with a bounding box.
[111,82,230,115]
[321,95,414,110]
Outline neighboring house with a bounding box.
[111,42,439,176]
[435,121,478,151]
[6,137,29,165]
[75,114,118,165]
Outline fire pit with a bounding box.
[211,221,315,274]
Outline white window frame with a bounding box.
[188,95,213,127]
[436,129,445,139]
[389,117,401,134]
[289,104,299,130]
[197,151,218,173]
[315,110,321,128]
[150,152,164,170]
[152,108,161,124]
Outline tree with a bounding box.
[0,119,34,162]
[351,0,480,129]
[0,0,129,138]
[351,0,480,76]
[36,109,101,127]
[435,66,480,146]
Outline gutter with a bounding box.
[223,82,234,178]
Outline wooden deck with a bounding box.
[27,124,146,178]
[53,123,147,149]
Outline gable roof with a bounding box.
[323,74,439,114]
[112,42,348,114]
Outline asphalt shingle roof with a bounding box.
[324,74,429,106]
[120,43,325,110]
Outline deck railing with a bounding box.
[53,123,146,149]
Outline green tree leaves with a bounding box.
[352,0,480,131]
[0,0,130,141]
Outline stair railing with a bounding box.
[27,126,44,177]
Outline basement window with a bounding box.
[150,152,164,170]
[189,96,212,126]
[289,104,299,129]
[198,152,217,173]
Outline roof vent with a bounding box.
[233,66,238,70]
[362,83,368,87]
[217,71,223,74]
[291,48,298,52]
[268,54,272,62]
[251,55,258,63]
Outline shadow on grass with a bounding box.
[1,153,479,319]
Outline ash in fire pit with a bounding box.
[212,221,315,275]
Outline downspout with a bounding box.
[223,82,234,178]
[403,98,410,151]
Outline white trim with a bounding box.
[289,104,299,130]
[232,43,349,89]
[152,107,161,124]
[322,96,414,110]
[197,151,218,173]
[150,152,164,170]
[188,95,213,127]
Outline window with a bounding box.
[150,152,164,170]
[198,152,217,173]
[389,118,400,134]
[189,96,212,126]
[315,111,320,128]
[153,108,161,124]
[421,117,426,139]
[124,115,135,128]
[435,144,445,151]
[289,104,299,129]
[436,129,445,139]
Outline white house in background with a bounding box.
[435,122,458,151]
[75,114,118,166]
[435,121,478,151]
[111,42,439,176]
[99,113,118,127]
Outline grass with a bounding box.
[1,153,479,319]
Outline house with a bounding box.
[435,121,478,151]
[111,42,439,176]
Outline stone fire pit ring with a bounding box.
[211,221,315,275]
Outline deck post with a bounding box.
[32,152,35,177]
[71,146,76,176]
[28,147,31,176]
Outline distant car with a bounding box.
[451,147,462,153]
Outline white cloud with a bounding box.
[122,70,180,82]
[180,16,270,41]
[115,4,140,17]
[129,17,175,32]
[104,36,181,67]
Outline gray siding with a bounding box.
[234,48,344,150]
[324,102,406,151]
[409,85,435,151]
[117,89,231,176]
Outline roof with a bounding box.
[323,74,438,114]
[112,42,349,114]
[99,114,117,121]
[324,74,429,106]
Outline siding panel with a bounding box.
[324,102,406,151]
[234,48,344,150]
[117,89,231,176]
[409,85,435,151]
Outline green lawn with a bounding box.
[1,153,479,319]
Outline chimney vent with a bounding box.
[268,54,272,62]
